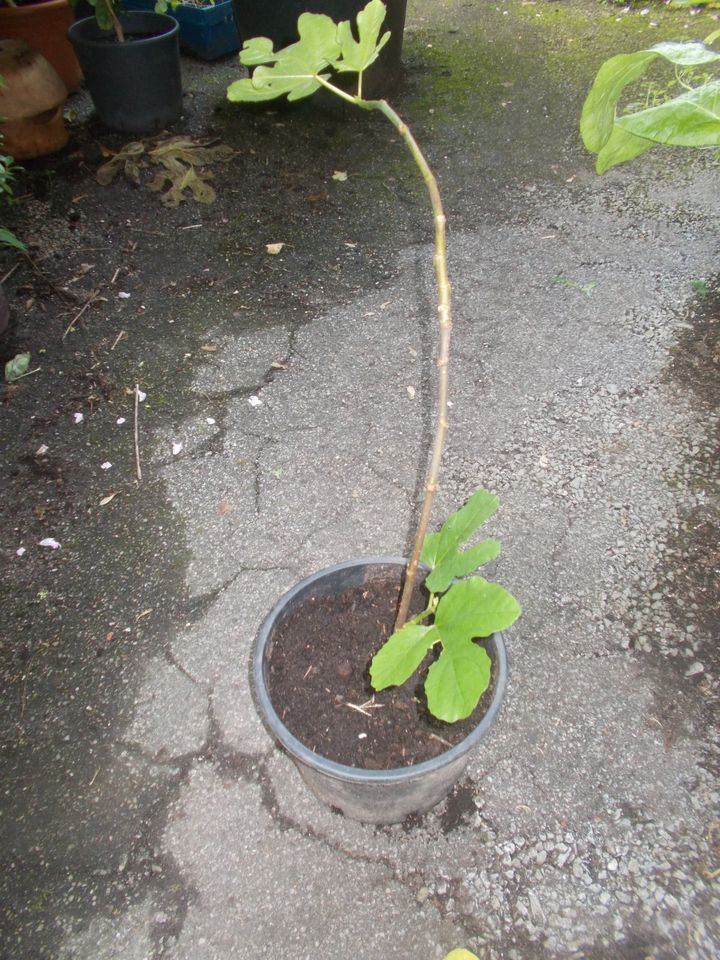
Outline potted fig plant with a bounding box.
[67,0,182,132]
[227,1,521,823]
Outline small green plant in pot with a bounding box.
[229,1,520,821]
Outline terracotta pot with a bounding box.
[0,0,82,92]
[0,39,69,159]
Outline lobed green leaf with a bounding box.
[421,489,498,569]
[369,622,439,690]
[229,12,342,103]
[239,36,281,67]
[336,0,390,74]
[425,642,491,722]
[435,577,521,643]
[424,538,500,594]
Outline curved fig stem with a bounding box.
[372,101,451,630]
[317,82,452,631]
[104,0,125,43]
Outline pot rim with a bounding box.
[253,556,508,786]
[68,12,179,47]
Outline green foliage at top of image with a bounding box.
[228,0,389,102]
[581,31,720,173]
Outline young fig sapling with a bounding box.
[370,488,520,723]
[228,1,521,723]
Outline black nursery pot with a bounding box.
[68,13,182,134]
[231,0,408,98]
[254,557,508,824]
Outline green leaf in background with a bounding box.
[421,488,499,592]
[0,226,26,251]
[617,81,720,147]
[425,641,491,722]
[335,0,390,75]
[435,576,521,642]
[369,622,439,690]
[94,1,114,33]
[594,124,657,175]
[5,352,31,383]
[581,40,720,172]
[670,0,720,8]
[580,50,657,153]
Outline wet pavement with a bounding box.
[1,2,719,958]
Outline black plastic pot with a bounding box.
[231,0,407,98]
[67,13,182,133]
[254,557,508,823]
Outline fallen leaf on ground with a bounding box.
[332,170,348,181]
[266,242,285,255]
[96,136,233,206]
[5,352,31,383]
[39,538,60,549]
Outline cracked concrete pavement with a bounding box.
[1,1,719,958]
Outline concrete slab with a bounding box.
[1,2,718,959]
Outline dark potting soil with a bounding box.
[266,578,497,769]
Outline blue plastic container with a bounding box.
[122,0,239,60]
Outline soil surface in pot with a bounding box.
[266,576,497,768]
